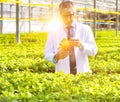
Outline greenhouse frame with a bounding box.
[0,0,120,36]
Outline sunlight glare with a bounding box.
[47,17,61,31]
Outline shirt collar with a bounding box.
[63,20,76,29]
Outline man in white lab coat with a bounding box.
[44,0,98,74]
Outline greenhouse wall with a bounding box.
[0,0,120,34]
[2,21,49,33]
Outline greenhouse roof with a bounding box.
[28,0,120,11]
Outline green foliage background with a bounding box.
[0,30,120,102]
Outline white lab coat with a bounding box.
[44,20,98,74]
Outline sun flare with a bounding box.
[47,17,61,31]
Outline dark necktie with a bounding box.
[67,26,77,75]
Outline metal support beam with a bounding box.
[0,3,3,34]
[116,0,119,37]
[16,0,20,43]
[93,0,96,38]
[50,0,53,19]
[29,0,31,33]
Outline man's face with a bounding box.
[60,9,74,27]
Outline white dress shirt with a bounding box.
[44,20,98,74]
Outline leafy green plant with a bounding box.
[0,31,120,101]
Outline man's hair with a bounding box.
[59,0,75,12]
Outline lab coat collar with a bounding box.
[62,20,77,29]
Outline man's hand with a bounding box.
[55,49,69,60]
[70,38,83,50]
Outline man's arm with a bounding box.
[44,31,55,63]
[82,25,98,56]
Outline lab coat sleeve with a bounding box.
[82,25,98,56]
[44,30,55,63]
